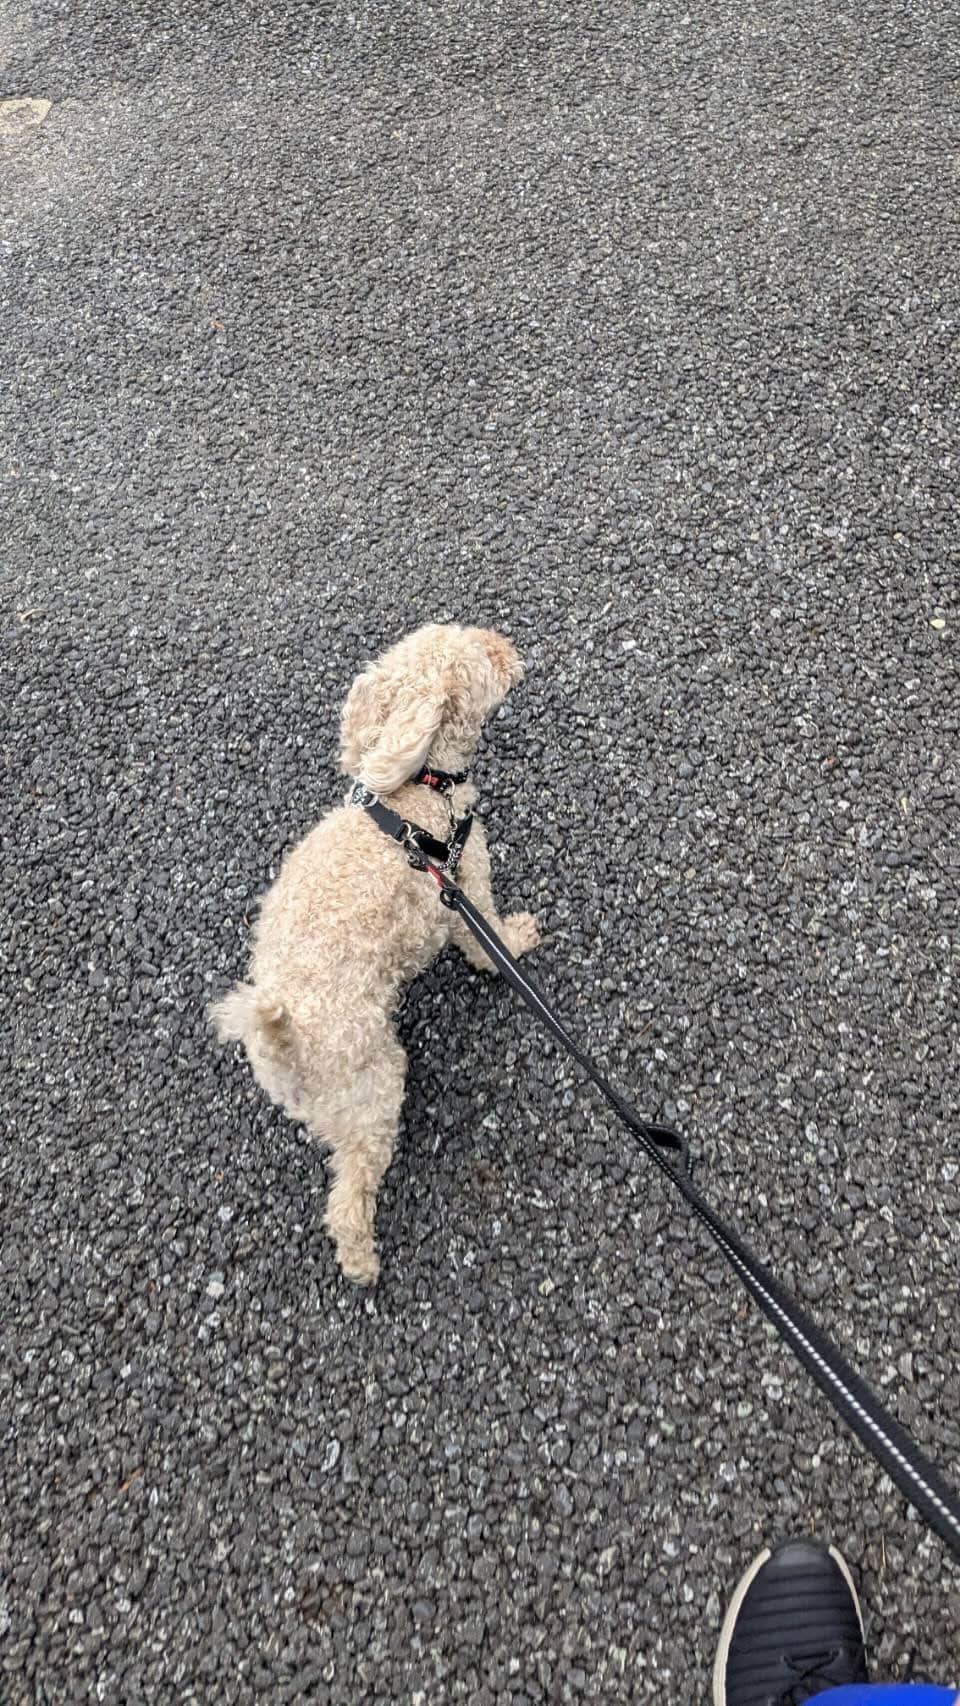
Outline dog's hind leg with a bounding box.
[318,1033,406,1287]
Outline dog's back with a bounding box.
[210,802,448,1115]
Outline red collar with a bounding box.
[413,765,469,795]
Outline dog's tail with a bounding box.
[209,982,295,1067]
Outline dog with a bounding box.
[210,623,540,1285]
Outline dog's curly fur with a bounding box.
[210,623,539,1285]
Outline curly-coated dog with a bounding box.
[210,623,540,1285]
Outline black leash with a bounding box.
[419,859,960,1565]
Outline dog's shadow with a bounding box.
[378,947,524,1253]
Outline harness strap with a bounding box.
[423,860,960,1565]
[350,782,474,874]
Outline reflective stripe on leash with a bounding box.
[424,859,960,1566]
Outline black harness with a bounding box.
[354,778,960,1566]
[350,768,474,874]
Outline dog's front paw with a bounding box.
[504,911,541,957]
[338,1245,380,1288]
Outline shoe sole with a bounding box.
[712,1541,865,1706]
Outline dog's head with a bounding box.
[339,623,523,795]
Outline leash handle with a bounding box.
[431,866,960,1565]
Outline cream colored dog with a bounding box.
[211,623,540,1285]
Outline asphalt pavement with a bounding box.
[2,1,959,1700]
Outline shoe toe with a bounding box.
[714,1539,868,1706]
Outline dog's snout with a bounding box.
[477,628,523,691]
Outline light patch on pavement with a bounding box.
[0,96,52,136]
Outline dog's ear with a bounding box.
[340,672,444,794]
[360,687,444,794]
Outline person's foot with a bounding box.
[713,1537,868,1705]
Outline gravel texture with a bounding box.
[3,1,960,1699]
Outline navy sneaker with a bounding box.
[713,1538,869,1705]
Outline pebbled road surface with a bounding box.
[2,2,959,1700]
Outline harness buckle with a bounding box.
[402,826,431,870]
[349,776,471,876]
